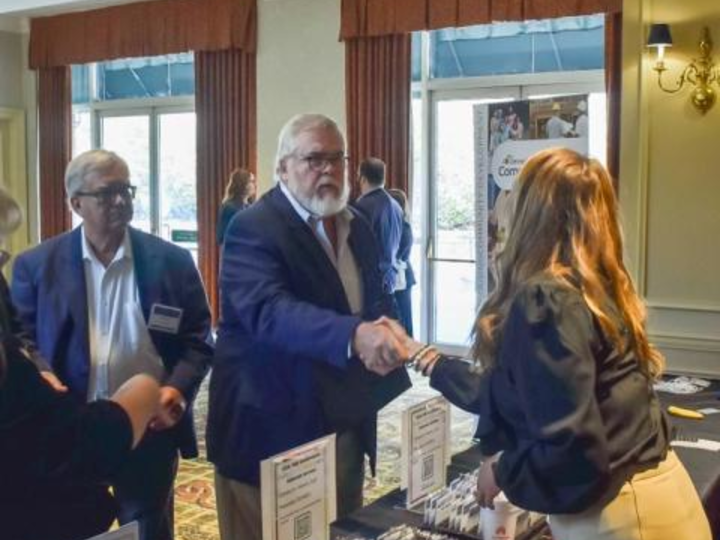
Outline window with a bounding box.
[411,15,606,352]
[71,55,198,260]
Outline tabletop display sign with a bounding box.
[85,522,139,540]
[401,396,452,507]
[261,434,337,540]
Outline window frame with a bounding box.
[411,30,606,355]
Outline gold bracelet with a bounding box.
[406,344,432,367]
[421,351,442,376]
[413,346,439,372]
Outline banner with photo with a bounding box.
[473,96,589,302]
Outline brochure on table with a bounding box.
[401,396,452,507]
[261,434,337,540]
[86,522,139,540]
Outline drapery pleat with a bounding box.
[195,49,257,321]
[341,0,622,39]
[605,12,622,188]
[346,34,412,197]
[37,67,72,239]
[30,0,256,69]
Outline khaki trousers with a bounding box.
[214,430,365,540]
[549,451,711,540]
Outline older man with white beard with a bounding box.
[207,113,411,540]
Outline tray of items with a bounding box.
[412,470,550,540]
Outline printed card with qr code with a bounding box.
[261,434,336,540]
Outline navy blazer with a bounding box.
[207,185,411,485]
[397,219,416,288]
[10,227,213,458]
[354,188,404,293]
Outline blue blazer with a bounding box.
[354,188,404,293]
[397,219,416,288]
[207,186,411,484]
[10,227,213,458]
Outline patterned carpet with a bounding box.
[174,371,478,540]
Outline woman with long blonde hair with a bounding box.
[386,148,710,540]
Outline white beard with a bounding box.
[290,177,349,217]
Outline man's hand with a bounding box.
[149,386,187,431]
[373,317,424,359]
[476,453,502,508]
[40,370,68,393]
[353,321,407,375]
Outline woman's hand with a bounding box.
[476,453,502,508]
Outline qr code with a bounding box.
[294,511,312,540]
[422,455,434,481]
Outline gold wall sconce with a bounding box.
[647,24,719,114]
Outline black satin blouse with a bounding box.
[431,279,669,514]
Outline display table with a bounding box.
[331,377,720,540]
[330,447,550,540]
[658,377,720,540]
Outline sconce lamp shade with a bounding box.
[647,24,673,47]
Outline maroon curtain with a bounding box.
[346,34,411,197]
[195,49,257,321]
[605,12,622,188]
[30,0,256,69]
[37,67,72,239]
[341,0,622,39]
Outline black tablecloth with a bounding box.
[331,377,720,540]
[658,378,720,540]
[331,448,549,540]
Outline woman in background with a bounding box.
[216,167,257,246]
[387,148,711,540]
[0,186,162,540]
[388,188,415,337]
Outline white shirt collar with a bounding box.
[81,226,133,266]
[278,180,354,225]
[279,180,313,223]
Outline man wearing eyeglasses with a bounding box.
[11,149,213,540]
[207,113,411,540]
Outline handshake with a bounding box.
[352,316,441,376]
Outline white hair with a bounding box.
[273,113,344,183]
[65,149,129,197]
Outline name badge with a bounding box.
[148,303,183,334]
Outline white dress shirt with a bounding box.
[82,228,165,400]
[279,181,363,315]
[546,115,574,138]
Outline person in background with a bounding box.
[383,148,711,540]
[388,188,415,337]
[0,185,162,540]
[575,100,589,138]
[11,149,213,540]
[545,102,574,139]
[354,158,404,294]
[207,114,410,540]
[216,167,257,246]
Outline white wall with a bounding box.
[0,25,35,255]
[256,0,345,191]
[0,29,23,108]
[621,0,720,374]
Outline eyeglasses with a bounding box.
[294,152,348,172]
[75,184,137,204]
